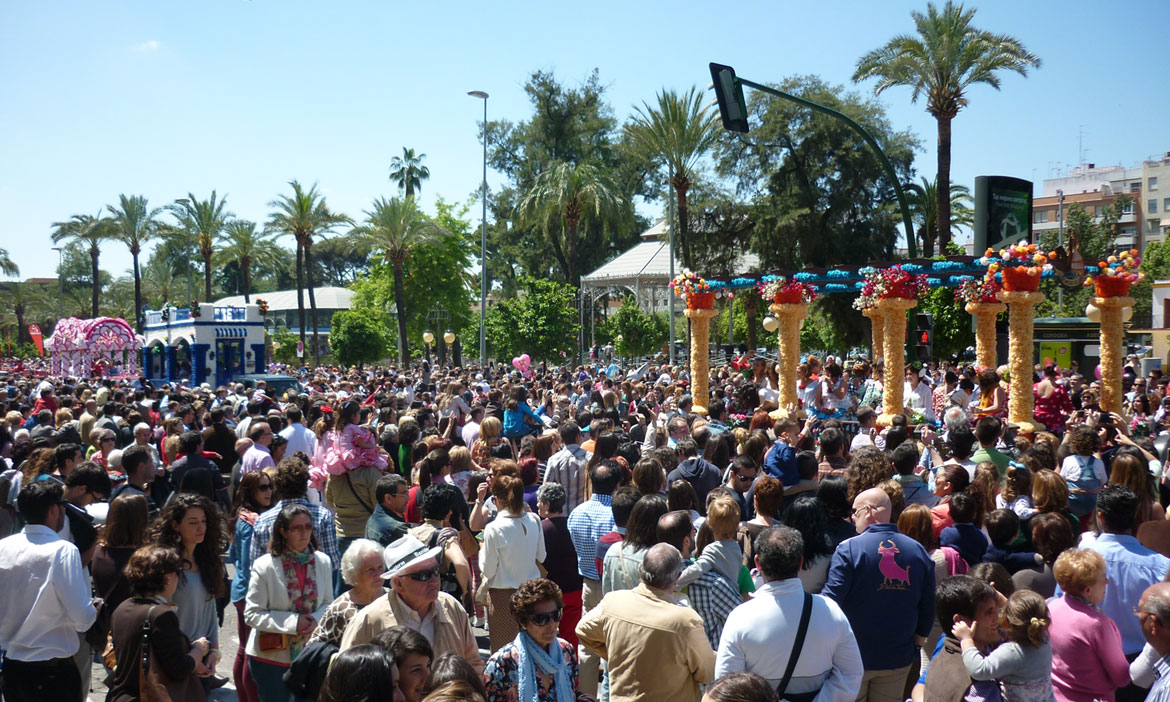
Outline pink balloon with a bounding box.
[512,356,522,369]
[520,353,530,365]
[1095,364,1102,380]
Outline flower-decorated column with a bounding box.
[956,278,1005,370]
[861,306,884,361]
[857,266,928,427]
[671,271,715,415]
[1089,249,1142,414]
[759,277,816,416]
[987,243,1051,434]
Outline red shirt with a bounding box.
[595,531,624,576]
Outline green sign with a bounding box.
[974,175,1033,253]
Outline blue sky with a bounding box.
[2,0,1167,281]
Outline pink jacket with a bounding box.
[1049,594,1131,702]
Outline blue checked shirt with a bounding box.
[687,567,742,649]
[1147,653,1170,702]
[249,498,341,573]
[566,494,614,581]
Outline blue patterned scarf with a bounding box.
[515,630,573,702]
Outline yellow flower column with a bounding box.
[861,306,884,362]
[684,306,719,415]
[770,302,810,416]
[965,301,1006,370]
[998,290,1046,434]
[1096,294,1134,415]
[876,296,917,426]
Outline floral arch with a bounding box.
[46,317,144,377]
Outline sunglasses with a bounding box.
[528,608,563,627]
[403,567,441,582]
[734,473,755,482]
[258,484,274,492]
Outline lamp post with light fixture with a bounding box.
[468,90,489,369]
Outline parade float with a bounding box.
[1088,249,1142,414]
[46,316,144,378]
[759,277,816,417]
[955,277,1005,371]
[672,271,718,415]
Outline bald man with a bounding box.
[821,487,934,702]
[1129,582,1170,700]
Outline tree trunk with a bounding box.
[936,116,953,250]
[242,259,252,304]
[305,241,321,366]
[393,259,409,365]
[744,294,758,351]
[674,177,693,270]
[295,240,306,354]
[566,217,579,287]
[90,245,100,317]
[203,247,212,302]
[406,182,414,200]
[132,249,143,333]
[919,225,934,258]
[15,309,25,346]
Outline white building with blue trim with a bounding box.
[141,302,266,388]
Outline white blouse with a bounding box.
[481,510,546,589]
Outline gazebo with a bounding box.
[46,317,144,378]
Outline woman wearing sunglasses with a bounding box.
[245,503,335,702]
[483,578,578,702]
[229,469,276,702]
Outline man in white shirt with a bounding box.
[717,525,862,701]
[278,406,317,458]
[461,406,484,448]
[0,480,98,702]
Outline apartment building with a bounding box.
[1033,163,1141,250]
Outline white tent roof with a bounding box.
[213,286,353,311]
[581,219,760,287]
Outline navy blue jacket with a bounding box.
[762,440,799,487]
[939,523,988,568]
[983,543,1039,574]
[821,523,935,670]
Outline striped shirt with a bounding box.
[566,494,614,581]
[688,567,742,649]
[1148,653,1170,702]
[545,444,589,512]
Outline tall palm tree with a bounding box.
[169,191,233,302]
[107,194,163,331]
[51,212,113,317]
[906,177,975,256]
[267,181,351,365]
[853,1,1040,250]
[354,196,445,364]
[141,256,179,308]
[623,87,720,270]
[516,161,626,287]
[0,281,49,344]
[215,220,282,303]
[0,248,18,278]
[388,147,431,199]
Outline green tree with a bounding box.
[141,252,179,309]
[168,191,233,303]
[484,277,580,362]
[599,297,667,356]
[853,1,1040,250]
[0,281,49,344]
[1138,239,1170,323]
[623,87,720,269]
[906,177,974,257]
[517,161,626,287]
[312,236,373,286]
[917,286,975,360]
[267,180,351,366]
[215,220,283,303]
[0,249,17,278]
[388,147,430,199]
[1036,197,1131,318]
[51,212,113,317]
[354,196,445,364]
[106,194,163,331]
[270,327,300,364]
[329,309,391,367]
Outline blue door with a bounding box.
[216,339,244,386]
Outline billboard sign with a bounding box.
[974,175,1033,253]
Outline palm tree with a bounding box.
[107,194,163,331]
[906,177,975,256]
[141,256,179,308]
[388,148,431,199]
[0,248,18,278]
[0,281,48,344]
[853,1,1040,250]
[51,212,113,317]
[516,161,626,287]
[215,220,282,303]
[267,181,351,365]
[354,196,445,364]
[623,87,720,270]
[169,191,233,302]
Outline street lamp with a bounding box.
[423,330,434,365]
[51,246,63,322]
[468,90,489,369]
[443,331,456,345]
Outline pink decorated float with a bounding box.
[46,317,144,378]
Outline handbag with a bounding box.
[776,592,819,702]
[102,631,118,669]
[258,631,291,652]
[139,606,173,702]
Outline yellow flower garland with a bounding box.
[875,296,917,426]
[997,290,1046,434]
[769,302,809,416]
[1095,294,1134,414]
[964,301,1006,370]
[861,306,884,362]
[683,307,719,415]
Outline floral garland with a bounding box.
[954,277,1002,304]
[981,243,1052,279]
[853,265,927,309]
[669,270,710,297]
[1085,248,1143,288]
[256,298,269,316]
[757,276,817,304]
[189,301,202,318]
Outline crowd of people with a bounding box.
[0,349,1170,702]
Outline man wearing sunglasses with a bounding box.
[340,535,483,674]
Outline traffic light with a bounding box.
[709,63,749,133]
[915,312,934,362]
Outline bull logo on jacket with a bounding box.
[877,539,910,590]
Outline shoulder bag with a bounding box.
[139,606,173,702]
[777,592,818,702]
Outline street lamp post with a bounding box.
[423,330,434,365]
[468,90,489,370]
[52,246,63,322]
